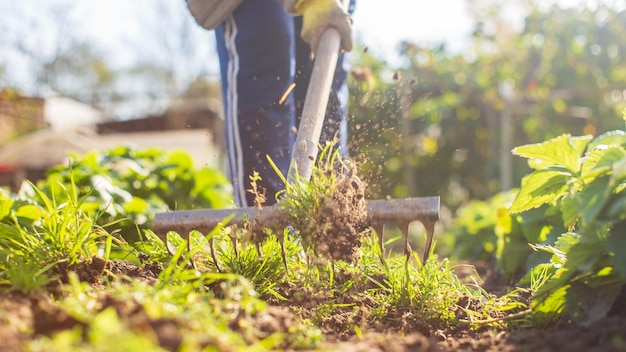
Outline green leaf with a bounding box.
[167,150,194,170]
[532,231,580,269]
[581,145,626,179]
[510,170,570,214]
[512,134,591,173]
[560,193,578,230]
[0,222,22,243]
[564,241,604,274]
[554,232,580,253]
[0,193,14,220]
[587,129,626,150]
[607,223,626,278]
[566,281,623,327]
[610,157,626,189]
[532,284,568,325]
[496,233,532,279]
[605,194,626,221]
[576,176,611,227]
[14,204,46,227]
[570,135,594,159]
[123,197,149,214]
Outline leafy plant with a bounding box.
[442,190,517,261]
[0,181,115,292]
[441,188,560,281]
[32,146,233,241]
[509,119,626,325]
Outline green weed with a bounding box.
[0,181,116,292]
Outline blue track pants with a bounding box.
[215,0,354,206]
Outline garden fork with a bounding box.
[152,1,440,262]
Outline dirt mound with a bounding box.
[313,172,368,262]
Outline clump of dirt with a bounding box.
[106,259,162,283]
[308,172,369,262]
[65,256,112,284]
[48,257,161,291]
[327,333,442,352]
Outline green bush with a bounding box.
[442,189,557,281]
[443,191,516,262]
[27,146,233,241]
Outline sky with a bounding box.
[80,0,477,54]
[1,0,620,96]
[353,0,474,57]
[2,0,476,87]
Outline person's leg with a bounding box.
[215,0,296,207]
[293,0,356,156]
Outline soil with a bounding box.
[2,255,626,351]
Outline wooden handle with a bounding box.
[287,27,342,183]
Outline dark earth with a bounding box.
[2,258,626,351]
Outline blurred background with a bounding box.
[1,0,625,216]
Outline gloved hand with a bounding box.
[284,0,353,54]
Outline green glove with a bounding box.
[284,0,353,54]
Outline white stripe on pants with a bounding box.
[224,16,247,207]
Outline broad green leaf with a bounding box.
[607,223,626,278]
[576,176,611,227]
[564,241,604,274]
[610,157,626,189]
[581,145,626,178]
[587,129,626,150]
[531,284,568,325]
[510,170,570,214]
[554,232,580,254]
[566,281,623,327]
[531,243,567,267]
[533,232,580,268]
[515,202,565,246]
[496,232,532,279]
[512,134,592,173]
[0,194,13,220]
[123,197,149,214]
[570,135,594,159]
[14,204,46,226]
[560,193,578,230]
[605,194,626,221]
[167,150,194,170]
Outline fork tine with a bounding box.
[230,226,239,259]
[421,220,436,264]
[398,221,412,259]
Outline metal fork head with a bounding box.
[152,196,440,264]
[366,197,440,263]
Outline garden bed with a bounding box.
[2,257,625,351]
